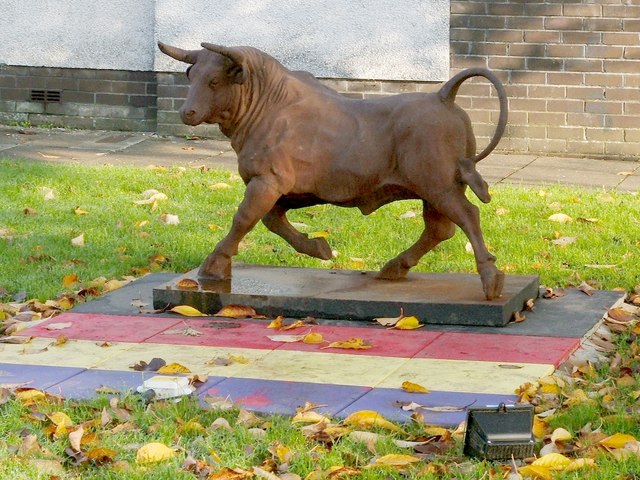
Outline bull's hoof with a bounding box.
[377,258,410,280]
[309,237,333,260]
[481,268,504,301]
[197,253,231,280]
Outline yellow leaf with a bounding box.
[267,316,284,329]
[228,355,249,364]
[372,454,421,467]
[343,410,404,433]
[180,420,205,435]
[292,411,330,424]
[551,427,572,444]
[63,274,79,288]
[169,305,207,317]
[548,213,573,224]
[531,452,572,470]
[48,411,73,427]
[565,458,596,471]
[600,433,637,449]
[103,279,125,293]
[135,442,176,464]
[74,207,89,215]
[532,416,549,440]
[323,338,372,350]
[282,320,305,330]
[214,304,257,318]
[401,381,429,393]
[309,230,330,239]
[275,444,291,463]
[303,332,324,344]
[518,465,552,480]
[394,316,423,330]
[540,383,560,394]
[211,182,231,190]
[15,389,47,404]
[157,362,191,374]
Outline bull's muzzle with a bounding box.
[179,106,201,126]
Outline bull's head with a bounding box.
[158,41,246,127]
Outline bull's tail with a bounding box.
[438,68,508,203]
[439,67,508,164]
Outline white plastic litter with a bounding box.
[136,375,194,400]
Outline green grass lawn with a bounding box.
[1,158,638,300]
[1,158,639,479]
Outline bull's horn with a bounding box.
[158,41,198,64]
[201,43,244,66]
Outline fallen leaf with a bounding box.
[159,213,180,225]
[162,327,203,337]
[551,427,572,444]
[548,213,573,224]
[343,410,404,433]
[551,236,576,246]
[600,433,637,449]
[177,278,199,289]
[48,411,73,427]
[136,442,176,464]
[542,288,566,299]
[71,233,85,247]
[68,426,84,452]
[131,357,166,372]
[323,338,372,350]
[169,305,207,317]
[303,332,324,344]
[531,452,572,470]
[519,465,552,480]
[578,282,595,296]
[74,207,89,216]
[394,316,423,330]
[215,305,257,318]
[45,322,72,331]
[267,334,306,343]
[371,453,421,467]
[63,274,80,287]
[157,362,191,374]
[401,381,429,393]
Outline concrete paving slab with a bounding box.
[0,338,135,369]
[20,313,182,343]
[0,363,85,390]
[233,350,409,388]
[508,157,635,188]
[273,324,443,358]
[337,388,519,426]
[102,136,237,170]
[376,358,554,394]
[200,377,370,416]
[415,332,579,366]
[154,265,540,327]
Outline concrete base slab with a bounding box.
[153,264,539,327]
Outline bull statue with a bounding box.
[159,41,508,300]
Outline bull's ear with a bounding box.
[158,41,198,64]
[201,43,246,84]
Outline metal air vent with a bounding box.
[30,89,62,103]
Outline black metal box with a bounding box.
[463,403,535,460]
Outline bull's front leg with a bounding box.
[199,177,282,280]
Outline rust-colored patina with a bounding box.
[158,41,508,300]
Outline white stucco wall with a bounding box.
[0,0,156,71]
[155,0,449,81]
[0,0,449,81]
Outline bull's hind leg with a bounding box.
[262,205,333,260]
[433,191,504,300]
[378,202,456,280]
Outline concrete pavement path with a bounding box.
[1,124,639,191]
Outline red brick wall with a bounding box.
[448,0,640,160]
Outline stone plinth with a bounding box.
[153,264,539,327]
